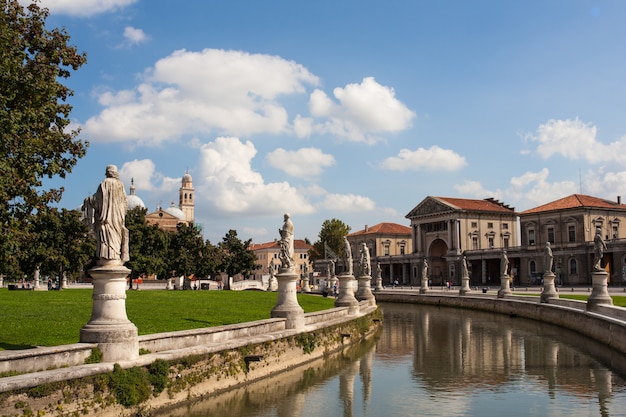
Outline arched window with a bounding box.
[529,260,536,274]
[569,258,577,275]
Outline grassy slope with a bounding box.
[0,289,335,350]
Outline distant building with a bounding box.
[250,239,313,281]
[143,171,195,233]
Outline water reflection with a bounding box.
[154,303,626,417]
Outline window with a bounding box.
[488,222,494,229]
[488,236,494,248]
[503,237,509,248]
[547,227,555,244]
[472,237,478,250]
[502,223,509,229]
[569,259,577,275]
[471,222,478,228]
[383,244,390,256]
[529,260,536,274]
[399,244,405,255]
[528,229,535,246]
[568,225,576,243]
[613,225,619,239]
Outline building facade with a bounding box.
[516,194,626,286]
[144,172,195,233]
[405,197,519,287]
[250,239,313,281]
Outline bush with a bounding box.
[148,359,170,394]
[108,364,151,407]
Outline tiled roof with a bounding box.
[520,194,626,214]
[349,222,411,237]
[435,197,515,213]
[250,239,312,251]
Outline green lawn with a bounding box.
[0,289,335,350]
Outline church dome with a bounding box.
[165,202,187,221]
[127,178,146,210]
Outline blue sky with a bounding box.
[31,0,626,244]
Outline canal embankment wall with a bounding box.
[375,290,626,356]
[0,302,380,417]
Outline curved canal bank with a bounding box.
[0,302,380,417]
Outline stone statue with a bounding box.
[461,254,469,278]
[358,242,371,276]
[376,262,381,279]
[269,258,276,277]
[82,165,129,264]
[422,259,429,279]
[544,242,553,273]
[593,228,607,271]
[342,236,353,275]
[500,249,509,277]
[328,259,336,277]
[278,213,294,269]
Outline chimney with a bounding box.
[619,196,622,205]
[364,225,368,232]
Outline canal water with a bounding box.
[156,303,626,417]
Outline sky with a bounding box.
[27,0,626,244]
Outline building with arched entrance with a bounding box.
[405,196,519,287]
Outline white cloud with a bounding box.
[33,0,138,16]
[118,159,179,193]
[317,193,377,212]
[524,118,626,165]
[123,26,149,46]
[380,146,466,171]
[266,147,335,178]
[197,137,315,216]
[84,49,319,145]
[298,77,415,143]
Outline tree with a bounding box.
[125,207,170,280]
[308,219,351,264]
[218,229,258,279]
[168,223,206,279]
[0,1,87,273]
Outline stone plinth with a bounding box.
[373,275,383,291]
[355,275,375,305]
[497,275,512,298]
[335,274,359,314]
[459,275,471,296]
[268,276,278,292]
[419,276,429,294]
[80,263,138,363]
[270,268,304,329]
[301,277,311,293]
[587,270,613,309]
[540,271,558,303]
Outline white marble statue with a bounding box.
[278,213,294,269]
[342,236,353,275]
[82,165,129,264]
[358,242,371,276]
[544,242,553,273]
[593,228,607,271]
[500,249,509,277]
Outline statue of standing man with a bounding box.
[544,242,553,273]
[593,228,607,271]
[500,249,509,277]
[82,165,129,265]
[342,236,353,276]
[278,213,294,269]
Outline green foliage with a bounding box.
[108,364,151,407]
[294,332,318,354]
[84,347,103,364]
[309,219,351,264]
[218,229,258,279]
[27,382,62,398]
[147,359,170,394]
[125,207,170,279]
[0,0,88,274]
[0,289,335,348]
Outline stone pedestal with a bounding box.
[540,271,558,303]
[268,276,278,292]
[80,263,138,362]
[419,276,429,294]
[271,268,304,329]
[587,270,613,309]
[355,275,375,305]
[60,272,68,290]
[0,274,3,288]
[33,268,40,290]
[459,275,471,296]
[497,274,512,298]
[301,276,311,293]
[373,275,383,291]
[335,274,359,314]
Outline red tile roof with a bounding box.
[349,222,411,237]
[520,194,626,214]
[250,239,312,251]
[435,197,515,213]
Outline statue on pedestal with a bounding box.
[593,228,607,271]
[544,242,553,273]
[82,165,129,264]
[500,249,509,277]
[358,242,371,276]
[278,213,294,269]
[342,236,353,276]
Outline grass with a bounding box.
[0,288,335,350]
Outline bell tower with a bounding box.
[179,170,194,223]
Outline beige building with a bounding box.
[405,196,518,287]
[250,239,313,281]
[517,194,626,285]
[144,171,195,233]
